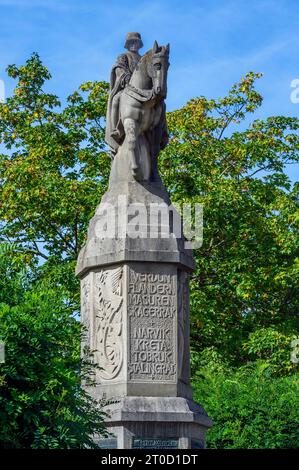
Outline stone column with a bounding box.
[76,181,212,449]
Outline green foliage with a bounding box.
[0,54,298,448]
[193,349,299,448]
[0,53,110,268]
[159,72,299,362]
[0,245,109,448]
[242,327,297,376]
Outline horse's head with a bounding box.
[147,41,170,98]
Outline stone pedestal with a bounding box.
[98,397,211,449]
[76,181,212,449]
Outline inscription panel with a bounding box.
[128,265,177,382]
[98,438,118,449]
[133,438,178,449]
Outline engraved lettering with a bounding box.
[128,267,176,382]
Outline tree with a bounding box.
[0,54,298,448]
[160,73,299,362]
[0,53,110,266]
[0,243,109,448]
[192,348,299,448]
[160,73,299,447]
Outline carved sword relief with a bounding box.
[95,267,123,380]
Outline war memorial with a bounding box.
[76,32,212,449]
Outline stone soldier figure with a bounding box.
[105,32,143,154]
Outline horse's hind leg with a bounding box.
[123,117,139,178]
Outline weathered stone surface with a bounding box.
[105,35,169,185]
[96,397,212,449]
[105,396,212,425]
[76,181,194,278]
[80,261,192,400]
[77,33,211,449]
[127,264,176,382]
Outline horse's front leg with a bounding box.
[123,117,139,179]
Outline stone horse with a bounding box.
[109,41,170,186]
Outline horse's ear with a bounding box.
[166,43,170,54]
[153,40,159,53]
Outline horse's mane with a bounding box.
[137,49,153,68]
[138,46,169,69]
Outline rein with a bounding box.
[124,84,155,103]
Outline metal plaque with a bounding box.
[133,438,178,449]
[98,438,117,449]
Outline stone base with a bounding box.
[97,396,212,449]
[76,181,195,278]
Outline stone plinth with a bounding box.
[76,181,212,449]
[97,397,211,449]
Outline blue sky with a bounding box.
[0,0,299,179]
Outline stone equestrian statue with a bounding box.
[105,32,170,185]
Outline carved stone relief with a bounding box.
[94,266,124,380]
[81,274,91,358]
